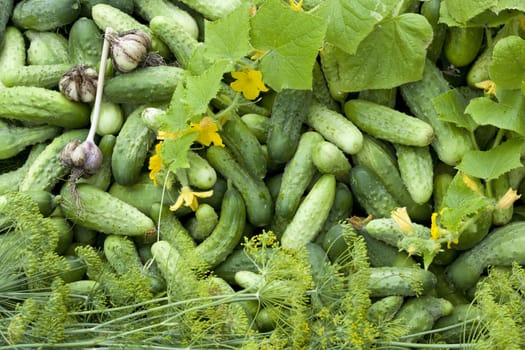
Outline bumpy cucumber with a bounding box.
[186,150,217,190]
[103,66,184,104]
[400,59,475,166]
[0,120,60,159]
[19,129,89,192]
[432,303,482,343]
[240,113,270,144]
[150,203,196,250]
[194,186,246,268]
[312,60,341,112]
[420,0,447,62]
[306,100,363,155]
[349,165,400,219]
[79,0,133,17]
[0,0,13,47]
[490,172,513,226]
[395,144,434,205]
[319,42,348,102]
[175,0,242,20]
[59,182,157,237]
[368,266,437,297]
[221,115,267,180]
[12,0,81,31]
[185,203,218,241]
[281,174,336,249]
[111,105,157,185]
[91,99,124,136]
[68,17,103,68]
[446,221,525,291]
[0,143,45,194]
[1,64,73,89]
[25,30,70,65]
[344,99,434,147]
[266,89,312,163]
[320,182,353,234]
[275,131,323,220]
[134,0,198,39]
[0,26,26,82]
[367,295,404,323]
[206,145,273,227]
[0,86,91,128]
[311,140,351,183]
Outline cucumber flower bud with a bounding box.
[108,29,151,73]
[61,140,103,177]
[59,64,98,103]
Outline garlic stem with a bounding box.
[87,27,113,144]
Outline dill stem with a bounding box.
[379,342,477,349]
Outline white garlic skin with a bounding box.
[59,64,98,103]
[109,29,152,73]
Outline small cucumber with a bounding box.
[306,100,363,155]
[186,150,217,190]
[206,145,273,227]
[311,140,352,183]
[59,182,157,237]
[368,266,437,298]
[367,295,404,323]
[68,17,103,68]
[1,64,73,89]
[281,174,336,250]
[90,99,124,136]
[444,26,484,68]
[0,27,26,82]
[240,113,270,144]
[266,89,312,163]
[12,0,81,31]
[0,120,60,160]
[111,105,157,185]
[150,203,196,251]
[0,143,45,194]
[19,129,89,192]
[490,172,514,226]
[394,144,434,205]
[420,0,447,62]
[185,203,219,241]
[25,30,70,65]
[344,99,434,147]
[134,0,199,39]
[175,0,242,20]
[0,86,91,128]
[0,0,13,47]
[319,42,348,102]
[312,60,341,112]
[194,185,246,268]
[320,182,353,234]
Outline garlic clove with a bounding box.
[59,64,98,103]
[109,29,152,73]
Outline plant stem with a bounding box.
[86,27,113,144]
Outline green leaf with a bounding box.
[465,88,525,136]
[250,0,327,90]
[161,134,198,171]
[311,0,398,55]
[432,89,478,131]
[330,13,432,92]
[456,138,523,180]
[489,35,525,90]
[203,3,252,67]
[441,0,497,25]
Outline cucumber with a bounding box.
[319,42,348,102]
[306,100,363,155]
[186,150,217,190]
[311,140,351,183]
[319,182,353,234]
[134,0,199,39]
[68,17,103,68]
[275,131,323,221]
[90,99,124,136]
[357,88,397,109]
[344,99,434,147]
[25,30,70,65]
[490,172,513,226]
[420,0,447,62]
[266,89,312,163]
[19,129,89,192]
[312,60,341,112]
[240,113,270,144]
[368,266,437,297]
[0,86,91,128]
[0,120,60,160]
[281,174,336,250]
[367,295,404,323]
[175,0,242,20]
[0,27,26,82]
[349,164,400,219]
[206,145,273,227]
[444,26,484,68]
[1,64,73,89]
[0,0,13,47]
[394,144,434,205]
[150,203,196,251]
[59,182,157,237]
[194,185,246,268]
[12,0,81,31]
[79,0,134,16]
[400,59,475,166]
[78,134,116,191]
[0,143,45,194]
[185,203,219,241]
[111,105,157,185]
[103,66,184,104]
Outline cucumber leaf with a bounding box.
[440,0,497,25]
[455,138,523,180]
[161,134,198,171]
[465,88,525,136]
[329,13,432,92]
[439,0,521,27]
[489,35,525,90]
[250,0,327,91]
[432,89,478,131]
[311,0,397,55]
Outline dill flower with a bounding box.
[230,67,269,100]
[170,185,213,212]
[189,116,224,147]
[148,141,163,186]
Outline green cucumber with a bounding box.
[312,60,341,112]
[206,145,273,227]
[0,0,13,47]
[275,131,323,221]
[368,266,437,297]
[400,59,475,166]
[59,182,157,237]
[0,27,26,83]
[319,182,353,235]
[306,100,363,155]
[444,26,484,68]
[68,17,103,68]
[319,42,348,102]
[1,64,73,89]
[150,203,196,251]
[12,0,81,31]
[281,174,336,249]
[0,143,46,194]
[367,295,404,323]
[103,66,184,104]
[0,86,91,128]
[0,120,60,160]
[79,0,134,16]
[19,129,89,192]
[134,0,199,39]
[266,89,312,163]
[90,99,124,136]
[111,105,157,185]
[185,203,219,241]
[79,134,116,191]
[420,0,447,62]
[357,88,397,109]
[175,0,242,20]
[25,30,70,65]
[194,185,246,268]
[240,113,270,144]
[186,150,217,190]
[490,172,513,226]
[311,140,351,183]
[394,144,434,205]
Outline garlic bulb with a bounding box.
[59,64,98,103]
[108,29,151,73]
[60,140,103,177]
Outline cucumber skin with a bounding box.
[0,0,13,47]
[195,186,246,268]
[1,64,72,89]
[266,89,312,164]
[444,27,484,68]
[59,183,157,237]
[68,17,103,68]
[395,144,434,205]
[25,30,70,65]
[12,0,81,31]
[368,266,437,297]
[281,174,337,250]
[206,145,273,227]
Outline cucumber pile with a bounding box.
[2,0,525,348]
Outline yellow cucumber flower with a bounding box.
[170,185,213,212]
[430,211,442,240]
[290,0,304,11]
[189,116,224,147]
[148,141,163,186]
[230,67,269,100]
[496,188,521,210]
[391,207,412,233]
[475,80,496,96]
